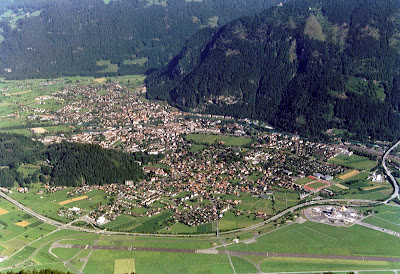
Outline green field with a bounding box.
[84,250,235,273]
[295,176,315,185]
[123,56,148,66]
[8,184,110,223]
[190,144,205,152]
[260,257,400,272]
[96,60,119,73]
[363,205,400,233]
[185,133,252,147]
[226,221,400,257]
[328,154,377,171]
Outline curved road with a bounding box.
[383,139,400,203]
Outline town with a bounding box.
[6,80,390,230]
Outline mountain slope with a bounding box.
[146,0,400,140]
[0,0,287,79]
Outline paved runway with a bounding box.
[58,244,400,262]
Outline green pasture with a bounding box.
[51,248,81,261]
[17,164,41,177]
[328,154,377,171]
[185,133,252,147]
[123,56,148,66]
[219,210,261,231]
[96,60,119,73]
[363,205,400,233]
[226,221,400,257]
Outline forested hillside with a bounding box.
[0,134,159,188]
[0,0,287,79]
[146,0,400,140]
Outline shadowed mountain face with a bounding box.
[0,0,288,79]
[146,0,400,140]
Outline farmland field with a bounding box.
[328,154,377,171]
[185,133,252,146]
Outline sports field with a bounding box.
[305,181,329,190]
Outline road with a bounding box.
[382,139,400,203]
[51,243,400,262]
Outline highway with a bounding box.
[382,139,400,203]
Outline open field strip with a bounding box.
[335,183,349,190]
[94,78,107,83]
[339,170,360,180]
[30,127,47,134]
[364,185,383,191]
[5,90,32,96]
[14,221,31,227]
[59,196,89,206]
[114,258,136,274]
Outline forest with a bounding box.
[0,0,287,79]
[146,0,400,141]
[0,134,160,188]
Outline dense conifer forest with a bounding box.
[0,0,286,79]
[146,0,400,140]
[0,134,159,188]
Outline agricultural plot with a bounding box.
[339,169,360,180]
[328,154,377,171]
[0,199,57,257]
[185,133,252,147]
